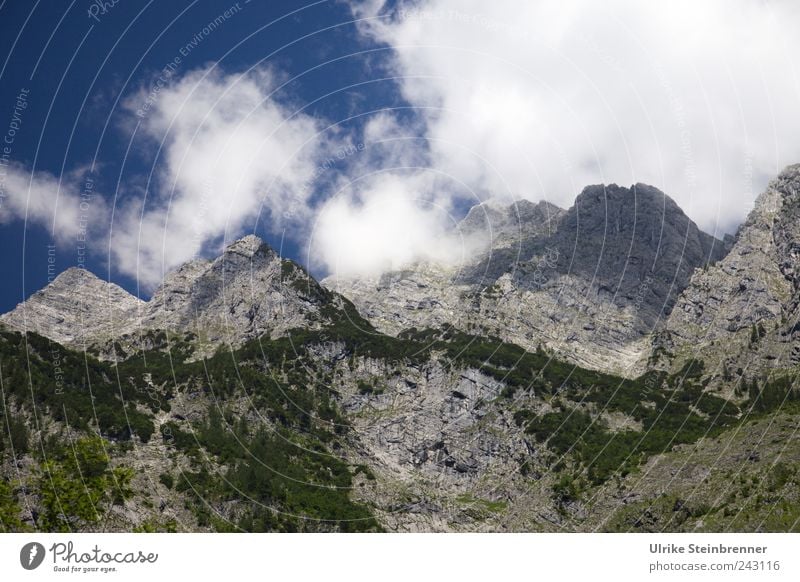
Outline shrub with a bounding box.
[159,473,174,490]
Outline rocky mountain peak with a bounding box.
[0,235,348,356]
[458,198,565,246]
[552,182,725,310]
[222,234,274,259]
[325,182,726,376]
[0,266,144,346]
[567,182,701,241]
[135,235,342,350]
[653,164,800,380]
[50,265,101,285]
[748,163,800,225]
[516,198,564,222]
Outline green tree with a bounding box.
[722,362,732,382]
[0,478,24,532]
[35,436,133,532]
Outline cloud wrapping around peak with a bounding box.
[311,172,483,279]
[113,66,333,289]
[354,0,800,237]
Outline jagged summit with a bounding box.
[0,266,144,346]
[139,233,334,347]
[550,182,726,311]
[458,198,565,243]
[51,265,102,283]
[326,182,727,376]
[0,235,344,357]
[223,234,274,258]
[568,182,707,241]
[654,163,800,380]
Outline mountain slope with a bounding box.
[3,308,797,532]
[587,405,800,533]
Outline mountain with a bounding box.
[127,234,356,355]
[1,235,352,357]
[2,173,799,534]
[653,164,800,385]
[0,185,728,375]
[325,184,727,376]
[0,267,144,347]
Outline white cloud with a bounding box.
[311,172,479,278]
[0,163,107,242]
[9,2,799,288]
[360,112,428,169]
[309,109,493,278]
[113,66,333,289]
[353,0,800,236]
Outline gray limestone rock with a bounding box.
[0,267,144,346]
[1,235,347,356]
[653,164,800,381]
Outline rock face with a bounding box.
[654,164,800,381]
[1,235,347,354]
[0,267,144,346]
[326,185,727,376]
[545,183,725,326]
[312,346,542,531]
[457,198,565,247]
[137,235,343,348]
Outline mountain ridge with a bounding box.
[653,163,800,383]
[326,181,728,376]
[0,234,350,358]
[4,173,794,382]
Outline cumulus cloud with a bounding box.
[309,108,501,278]
[0,163,107,242]
[353,0,800,237]
[311,172,480,278]
[359,112,429,170]
[9,2,798,288]
[113,66,333,289]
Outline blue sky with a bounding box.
[0,0,410,311]
[2,0,799,313]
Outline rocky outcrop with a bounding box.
[292,337,557,532]
[546,183,725,325]
[137,234,343,348]
[653,164,800,381]
[457,198,565,249]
